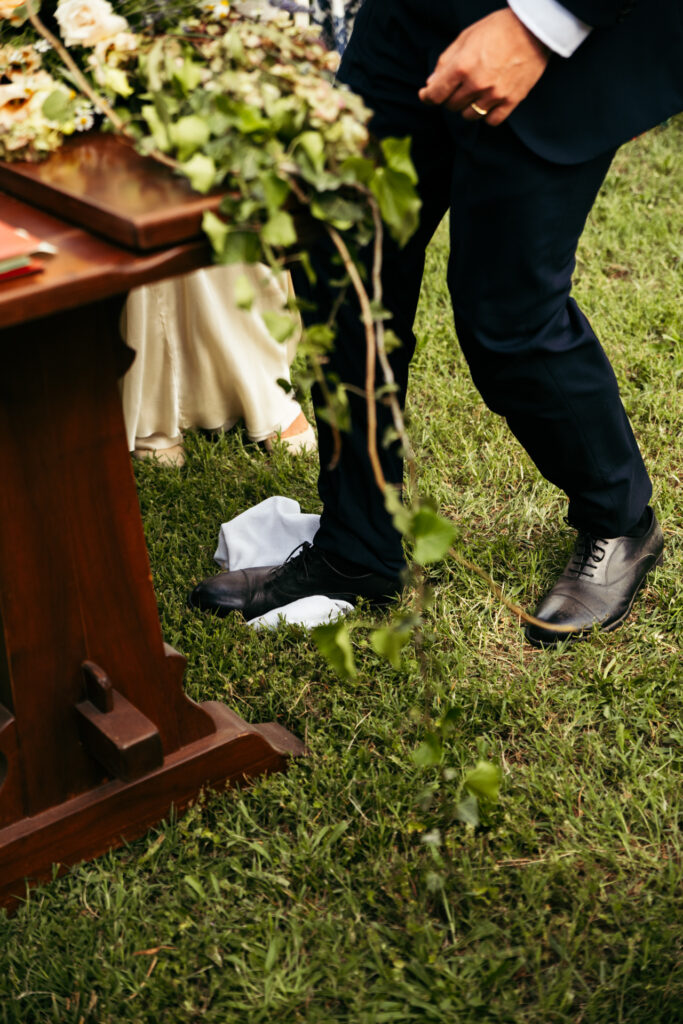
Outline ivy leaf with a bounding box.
[300,323,335,356]
[221,230,262,264]
[313,620,357,679]
[145,36,167,92]
[455,793,480,827]
[262,172,290,214]
[315,386,351,433]
[42,90,71,124]
[261,209,297,248]
[262,312,297,344]
[142,103,170,151]
[170,115,210,162]
[383,330,403,354]
[179,153,216,194]
[380,136,418,184]
[233,273,255,311]
[310,194,366,231]
[369,300,393,322]
[370,166,421,248]
[173,57,203,96]
[102,66,133,99]
[370,625,410,669]
[463,761,501,804]
[293,130,325,175]
[411,506,457,566]
[384,485,412,537]
[235,103,269,134]
[339,155,375,186]
[202,210,230,257]
[203,214,261,264]
[412,732,443,768]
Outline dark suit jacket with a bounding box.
[454,0,683,163]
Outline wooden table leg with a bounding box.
[0,297,304,909]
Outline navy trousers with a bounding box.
[293,0,653,578]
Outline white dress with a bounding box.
[121,263,304,452]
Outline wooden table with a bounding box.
[0,142,304,911]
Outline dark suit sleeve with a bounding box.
[559,0,638,27]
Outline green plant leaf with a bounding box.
[262,311,297,344]
[300,323,335,356]
[221,230,263,264]
[170,115,210,161]
[202,210,230,256]
[339,154,375,186]
[142,103,171,151]
[370,166,421,248]
[412,732,443,768]
[42,90,71,123]
[383,330,403,353]
[411,506,457,566]
[102,66,133,99]
[310,194,366,230]
[261,209,297,248]
[233,273,255,311]
[173,57,203,96]
[179,152,216,194]
[293,130,325,175]
[313,620,357,679]
[380,136,418,184]
[315,386,351,433]
[463,760,501,804]
[384,485,412,537]
[262,172,290,214]
[455,793,480,827]
[370,625,410,670]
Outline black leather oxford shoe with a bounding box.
[525,510,663,647]
[188,542,402,620]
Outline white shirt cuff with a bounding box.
[508,0,592,58]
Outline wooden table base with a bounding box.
[0,296,304,911]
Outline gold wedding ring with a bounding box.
[470,102,489,117]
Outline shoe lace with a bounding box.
[567,532,608,579]
[269,541,317,582]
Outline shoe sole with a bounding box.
[524,551,664,649]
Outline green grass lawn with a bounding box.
[2,118,681,1023]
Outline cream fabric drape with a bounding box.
[121,263,302,451]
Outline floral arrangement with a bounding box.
[0,1,418,251]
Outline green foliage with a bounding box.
[312,618,357,678]
[41,87,71,122]
[411,504,458,566]
[260,310,297,344]
[370,615,415,670]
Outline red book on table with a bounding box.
[0,218,54,282]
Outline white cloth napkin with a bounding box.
[214,496,353,629]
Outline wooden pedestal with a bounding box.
[0,177,304,911]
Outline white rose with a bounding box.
[93,30,139,63]
[55,0,129,48]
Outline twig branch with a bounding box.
[326,224,386,493]
[449,546,577,633]
[368,199,417,488]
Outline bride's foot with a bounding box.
[132,442,186,467]
[263,411,317,454]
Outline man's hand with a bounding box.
[418,8,550,126]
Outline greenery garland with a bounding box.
[0,0,571,691]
